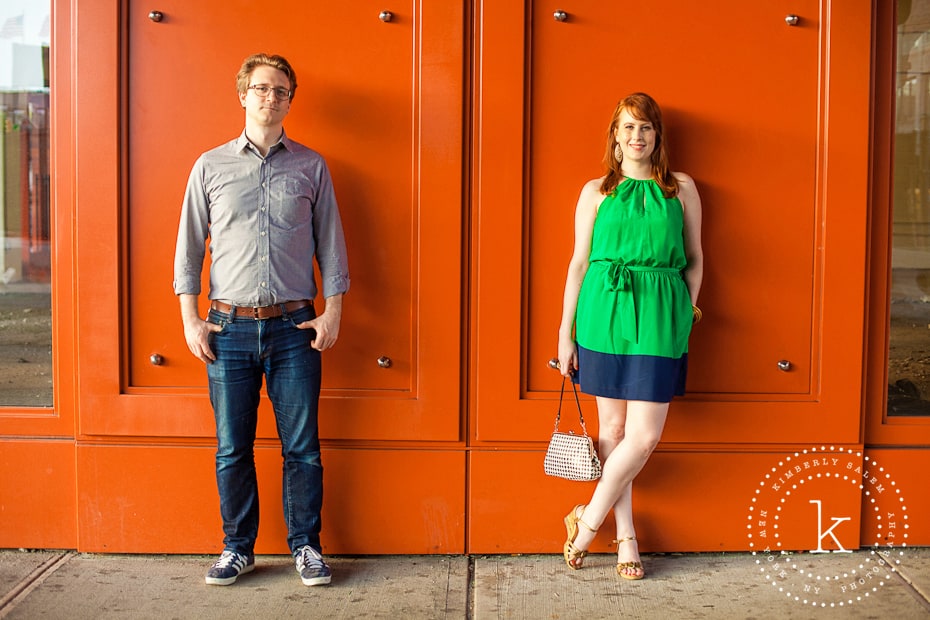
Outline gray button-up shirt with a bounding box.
[173,131,350,306]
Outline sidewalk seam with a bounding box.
[892,560,930,614]
[466,554,475,619]
[0,551,73,618]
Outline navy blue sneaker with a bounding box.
[205,550,254,586]
[295,545,331,586]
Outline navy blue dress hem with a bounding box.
[575,345,687,403]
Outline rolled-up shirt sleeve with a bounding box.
[173,156,210,296]
[312,160,350,299]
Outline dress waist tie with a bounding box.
[593,261,681,345]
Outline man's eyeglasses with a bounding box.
[248,84,292,100]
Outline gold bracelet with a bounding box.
[692,304,702,324]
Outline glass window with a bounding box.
[0,2,51,407]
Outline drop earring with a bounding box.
[614,143,623,164]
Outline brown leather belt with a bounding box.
[210,299,312,320]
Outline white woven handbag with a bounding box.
[543,377,602,481]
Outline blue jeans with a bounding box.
[206,304,322,556]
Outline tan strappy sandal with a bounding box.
[563,504,596,570]
[613,536,644,580]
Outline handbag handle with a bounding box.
[554,376,589,437]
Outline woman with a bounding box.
[556,93,703,580]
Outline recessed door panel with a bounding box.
[473,1,868,443]
[524,1,819,396]
[112,0,463,440]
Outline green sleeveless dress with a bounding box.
[574,177,693,402]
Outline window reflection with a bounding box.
[0,3,51,407]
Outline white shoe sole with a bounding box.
[300,574,331,586]
[205,562,254,586]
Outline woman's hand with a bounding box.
[557,336,578,377]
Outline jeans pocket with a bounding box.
[207,310,229,333]
[283,307,317,343]
[284,306,315,327]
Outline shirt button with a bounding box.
[261,231,266,236]
[261,281,266,287]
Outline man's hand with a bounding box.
[179,294,221,363]
[183,317,222,363]
[297,294,343,351]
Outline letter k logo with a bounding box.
[809,500,853,553]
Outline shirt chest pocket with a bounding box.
[270,178,313,231]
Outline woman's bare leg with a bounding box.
[568,398,669,564]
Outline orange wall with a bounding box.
[2,0,928,555]
[76,445,465,554]
[0,440,76,548]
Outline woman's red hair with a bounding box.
[599,93,679,198]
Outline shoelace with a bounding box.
[213,551,244,569]
[296,546,323,570]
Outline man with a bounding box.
[173,53,349,587]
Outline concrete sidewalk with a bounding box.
[2,549,929,619]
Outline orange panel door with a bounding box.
[472,1,869,445]
[84,0,464,441]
